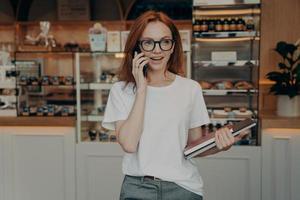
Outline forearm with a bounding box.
[118,89,147,153]
[198,145,230,157]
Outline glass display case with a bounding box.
[15,52,76,117]
[192,0,261,145]
[0,42,17,116]
[75,52,123,142]
[75,49,191,143]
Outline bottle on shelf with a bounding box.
[237,17,246,31]
[200,18,208,32]
[208,18,216,32]
[215,18,223,32]
[223,18,230,31]
[246,17,255,31]
[229,18,237,31]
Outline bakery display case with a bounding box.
[75,48,191,142]
[75,52,122,142]
[15,52,76,117]
[192,0,261,145]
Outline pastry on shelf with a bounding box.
[198,81,213,89]
[234,81,253,90]
[212,109,229,118]
[232,107,253,118]
[214,80,233,90]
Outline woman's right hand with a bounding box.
[132,52,149,93]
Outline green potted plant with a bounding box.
[266,40,300,117]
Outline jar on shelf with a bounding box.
[237,17,246,31]
[215,18,223,32]
[229,18,237,31]
[200,18,209,32]
[223,18,230,31]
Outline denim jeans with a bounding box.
[120,175,203,200]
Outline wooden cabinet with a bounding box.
[262,128,300,200]
[0,127,75,200]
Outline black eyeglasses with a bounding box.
[138,38,175,52]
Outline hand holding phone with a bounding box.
[135,47,148,77]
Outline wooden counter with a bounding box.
[260,111,300,129]
[0,113,299,128]
[0,117,76,126]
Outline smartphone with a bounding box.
[134,46,148,77]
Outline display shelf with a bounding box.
[80,115,104,122]
[194,36,260,42]
[192,0,260,145]
[203,89,258,96]
[193,60,256,67]
[196,31,257,38]
[193,7,260,17]
[0,82,15,89]
[80,83,113,90]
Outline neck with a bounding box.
[147,69,175,85]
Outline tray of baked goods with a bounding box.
[207,107,257,124]
[199,80,257,95]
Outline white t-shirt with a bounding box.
[102,75,210,195]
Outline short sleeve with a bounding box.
[102,84,129,130]
[189,86,210,129]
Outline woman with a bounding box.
[102,11,243,200]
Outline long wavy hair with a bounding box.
[117,11,184,88]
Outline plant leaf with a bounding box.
[266,71,285,82]
[275,41,288,59]
[278,62,288,70]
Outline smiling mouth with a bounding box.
[150,57,163,61]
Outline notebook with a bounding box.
[184,118,256,159]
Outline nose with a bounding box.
[152,42,161,53]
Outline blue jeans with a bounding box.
[120,175,203,200]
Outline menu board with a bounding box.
[57,0,90,20]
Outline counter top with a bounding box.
[0,112,299,129]
[0,117,76,126]
[260,111,300,129]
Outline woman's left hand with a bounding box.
[215,126,248,151]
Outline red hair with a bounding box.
[117,11,184,87]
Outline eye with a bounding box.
[142,40,154,47]
[161,39,173,46]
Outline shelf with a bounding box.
[193,60,256,67]
[195,31,257,38]
[194,36,260,42]
[80,83,113,90]
[193,8,260,17]
[0,116,75,126]
[203,89,258,95]
[0,82,16,89]
[18,84,75,88]
[209,117,252,124]
[81,115,104,122]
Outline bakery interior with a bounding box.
[0,0,299,200]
